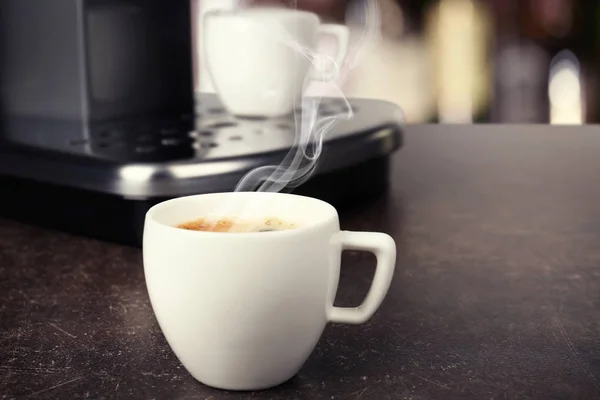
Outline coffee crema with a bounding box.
[176,217,297,233]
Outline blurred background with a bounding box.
[197,0,600,124]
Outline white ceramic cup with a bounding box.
[143,192,396,391]
[203,7,350,117]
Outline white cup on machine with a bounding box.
[203,7,350,118]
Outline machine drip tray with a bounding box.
[1,156,391,246]
[0,94,404,246]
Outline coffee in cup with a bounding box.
[177,216,298,232]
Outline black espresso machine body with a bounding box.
[0,1,404,247]
[0,0,195,124]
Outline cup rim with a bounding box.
[144,192,338,238]
[204,6,320,22]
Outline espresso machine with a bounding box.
[0,0,404,246]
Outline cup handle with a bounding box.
[310,24,350,82]
[327,231,396,324]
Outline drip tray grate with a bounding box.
[0,94,405,198]
[190,93,401,161]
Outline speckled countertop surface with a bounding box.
[2,126,600,399]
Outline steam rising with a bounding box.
[234,0,381,193]
[207,0,381,228]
